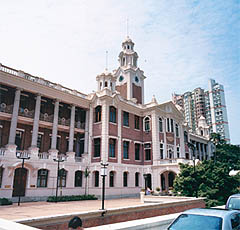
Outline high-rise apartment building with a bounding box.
[172,79,230,142]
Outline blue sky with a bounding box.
[0,0,239,144]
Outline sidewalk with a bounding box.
[0,198,142,221]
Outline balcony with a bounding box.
[39,113,54,123]
[75,121,85,129]
[0,103,13,114]
[18,108,34,119]
[58,117,70,126]
[0,148,5,156]
[38,152,50,160]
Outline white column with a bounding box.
[151,111,159,164]
[68,105,75,152]
[51,100,59,149]
[84,110,89,154]
[117,108,122,163]
[31,94,41,147]
[163,118,167,159]
[8,88,21,145]
[180,125,185,158]
[88,106,93,163]
[101,102,109,163]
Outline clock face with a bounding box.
[119,76,124,82]
[135,76,139,83]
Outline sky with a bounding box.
[0,0,239,144]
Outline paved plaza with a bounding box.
[0,198,142,221]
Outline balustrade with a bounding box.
[0,104,13,114]
[38,152,49,159]
[0,148,5,156]
[0,64,87,99]
[58,117,70,126]
[18,108,34,118]
[75,121,85,129]
[39,113,54,123]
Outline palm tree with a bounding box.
[84,166,91,195]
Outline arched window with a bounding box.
[109,106,116,123]
[75,170,83,187]
[175,124,179,137]
[94,171,99,187]
[95,106,101,122]
[37,169,48,188]
[123,172,128,187]
[159,117,163,132]
[58,169,67,187]
[135,172,140,187]
[144,116,150,132]
[105,81,108,87]
[109,171,115,187]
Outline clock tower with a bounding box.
[114,36,146,104]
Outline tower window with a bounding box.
[109,106,116,123]
[105,81,108,87]
[135,76,139,83]
[119,76,124,82]
[95,106,101,122]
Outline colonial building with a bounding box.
[0,37,212,200]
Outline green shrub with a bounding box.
[0,198,12,206]
[47,194,97,202]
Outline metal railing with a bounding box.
[0,148,5,156]
[0,63,87,99]
[38,152,50,159]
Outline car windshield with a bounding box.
[228,197,240,210]
[168,214,223,230]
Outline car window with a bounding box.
[168,214,223,230]
[231,213,240,230]
[228,198,240,210]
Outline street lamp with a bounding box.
[100,161,108,211]
[143,174,147,195]
[16,151,30,206]
[53,154,66,202]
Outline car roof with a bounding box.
[182,208,240,218]
[229,194,240,198]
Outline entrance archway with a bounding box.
[12,168,28,197]
[168,171,176,188]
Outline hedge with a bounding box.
[0,198,13,206]
[47,194,97,202]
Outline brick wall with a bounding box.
[24,198,205,229]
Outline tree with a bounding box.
[84,166,91,195]
[173,144,240,207]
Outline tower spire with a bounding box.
[105,51,108,71]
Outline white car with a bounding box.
[167,208,240,230]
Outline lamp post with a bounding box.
[53,154,66,202]
[143,174,147,195]
[16,151,30,206]
[100,161,108,211]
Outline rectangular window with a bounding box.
[15,130,23,150]
[123,141,129,159]
[171,119,174,132]
[109,138,116,158]
[176,124,179,137]
[134,115,140,129]
[37,169,48,188]
[135,143,140,160]
[135,172,139,187]
[167,118,170,132]
[159,118,163,132]
[145,149,151,160]
[144,143,151,161]
[109,106,116,123]
[123,111,129,127]
[177,146,180,158]
[160,143,164,159]
[94,138,101,157]
[94,171,99,187]
[123,172,128,187]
